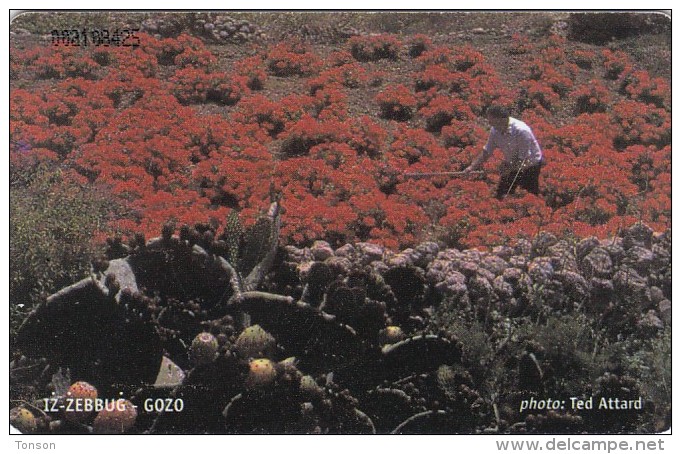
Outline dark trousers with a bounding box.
[496,163,542,200]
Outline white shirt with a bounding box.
[481,117,543,168]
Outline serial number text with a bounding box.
[51,29,140,47]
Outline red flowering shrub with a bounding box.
[29,47,100,80]
[571,49,598,70]
[143,34,209,66]
[619,70,670,108]
[442,120,485,150]
[375,84,417,121]
[267,40,321,77]
[414,64,451,92]
[174,45,216,68]
[325,50,356,67]
[573,80,611,114]
[232,95,286,137]
[611,100,671,149]
[544,113,616,156]
[451,46,486,72]
[233,56,268,90]
[419,95,476,133]
[309,63,368,92]
[348,116,387,158]
[518,79,560,111]
[601,49,633,80]
[9,31,670,251]
[416,46,453,67]
[279,115,346,157]
[171,67,249,105]
[508,33,534,55]
[407,34,433,58]
[348,34,401,62]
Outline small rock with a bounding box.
[492,245,514,260]
[555,271,590,302]
[356,242,385,264]
[413,242,440,267]
[459,261,480,278]
[581,247,613,278]
[528,257,554,283]
[386,253,412,268]
[658,299,671,325]
[284,245,310,263]
[296,261,315,280]
[154,356,185,388]
[590,277,614,300]
[311,240,334,261]
[509,255,527,269]
[482,255,508,275]
[434,271,467,297]
[649,286,665,304]
[468,275,493,297]
[532,231,558,256]
[613,266,647,301]
[502,267,523,284]
[623,246,654,275]
[623,223,653,249]
[335,243,355,257]
[576,236,600,261]
[637,310,664,335]
[325,256,352,276]
[493,276,514,300]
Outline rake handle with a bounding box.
[403,171,484,179]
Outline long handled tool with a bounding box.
[403,171,484,179]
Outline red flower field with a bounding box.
[10,27,671,251]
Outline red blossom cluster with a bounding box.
[375,84,417,121]
[602,48,633,80]
[10,32,671,250]
[266,40,322,77]
[171,67,249,105]
[309,62,368,92]
[518,37,579,112]
[406,34,433,58]
[572,80,612,114]
[348,34,401,62]
[619,70,670,108]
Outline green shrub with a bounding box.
[10,165,115,337]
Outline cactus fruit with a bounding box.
[92,399,137,434]
[299,375,324,399]
[245,358,277,389]
[64,381,98,423]
[378,326,405,345]
[10,407,37,433]
[234,325,276,358]
[189,332,219,366]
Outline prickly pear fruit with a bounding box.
[378,326,405,345]
[64,381,98,423]
[245,358,277,389]
[92,399,137,434]
[10,407,37,433]
[189,332,219,366]
[235,325,276,358]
